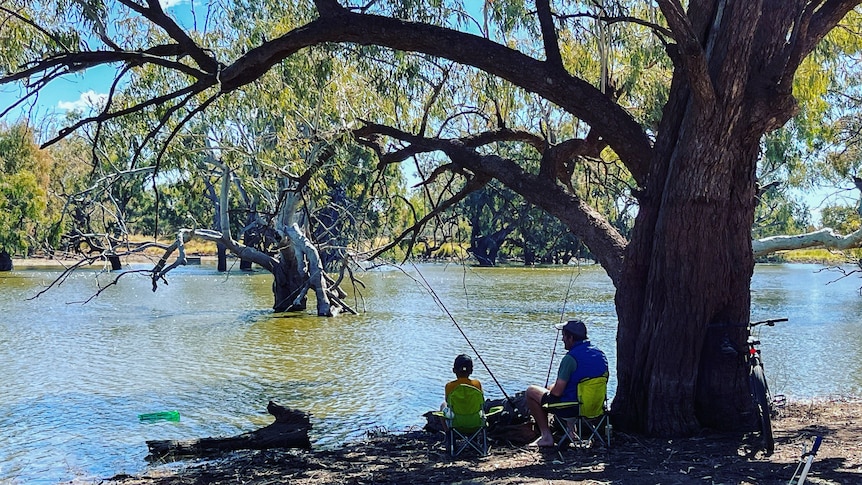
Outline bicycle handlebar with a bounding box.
[709,317,788,329]
[750,317,789,328]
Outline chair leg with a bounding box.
[467,428,484,455]
[606,420,611,447]
[552,412,611,451]
[555,417,579,451]
[449,428,490,457]
[580,416,610,448]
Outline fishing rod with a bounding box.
[411,263,512,402]
[544,264,580,387]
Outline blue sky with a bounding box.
[0,0,196,125]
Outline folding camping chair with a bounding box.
[434,384,500,457]
[543,374,611,450]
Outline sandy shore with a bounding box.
[96,398,862,485]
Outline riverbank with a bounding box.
[7,254,220,271]
[8,244,860,270]
[98,398,861,485]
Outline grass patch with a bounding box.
[770,248,862,264]
[432,242,469,259]
[126,234,219,255]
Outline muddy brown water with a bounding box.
[1,262,860,482]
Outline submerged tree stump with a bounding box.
[146,401,311,462]
[0,251,12,271]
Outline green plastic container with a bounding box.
[138,410,181,423]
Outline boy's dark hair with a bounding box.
[453,354,473,375]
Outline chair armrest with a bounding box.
[542,401,580,410]
[486,405,504,417]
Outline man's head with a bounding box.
[453,354,473,377]
[555,319,588,349]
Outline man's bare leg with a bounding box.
[526,384,555,447]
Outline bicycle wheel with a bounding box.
[750,364,774,453]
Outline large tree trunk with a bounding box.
[617,102,760,436]
[608,0,815,437]
[613,123,759,435]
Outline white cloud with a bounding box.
[57,90,108,112]
[160,0,189,8]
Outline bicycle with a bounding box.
[718,317,788,454]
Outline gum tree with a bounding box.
[4,0,862,436]
[0,123,55,269]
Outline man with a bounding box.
[526,319,609,447]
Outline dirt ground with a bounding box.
[99,398,862,485]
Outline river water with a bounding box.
[1,262,861,483]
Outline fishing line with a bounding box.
[410,263,511,401]
[544,263,581,387]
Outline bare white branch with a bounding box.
[753,227,862,257]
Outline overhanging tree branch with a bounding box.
[41,81,212,148]
[118,0,220,73]
[536,0,564,70]
[219,8,653,184]
[353,122,629,283]
[2,2,654,187]
[753,227,862,256]
[2,51,206,85]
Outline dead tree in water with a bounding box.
[152,159,354,316]
[146,401,311,462]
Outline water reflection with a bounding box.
[0,262,860,482]
[750,264,862,397]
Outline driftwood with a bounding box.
[146,401,311,462]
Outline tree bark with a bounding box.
[610,0,808,435]
[613,125,759,435]
[145,402,311,462]
[217,242,227,272]
[273,247,307,312]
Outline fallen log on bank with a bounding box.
[146,401,311,462]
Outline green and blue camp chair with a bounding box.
[543,374,611,450]
[435,384,501,456]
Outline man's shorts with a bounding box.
[542,392,579,417]
[541,392,561,405]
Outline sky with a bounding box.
[0,1,847,225]
[0,0,196,127]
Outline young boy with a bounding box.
[439,354,483,431]
[445,354,482,399]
